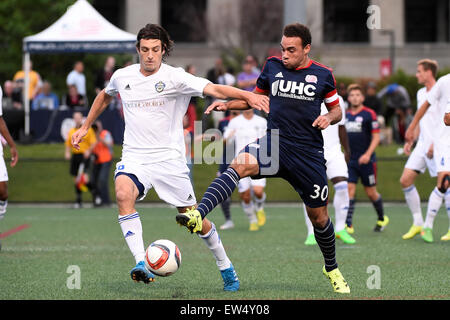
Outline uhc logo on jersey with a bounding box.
[271,80,316,101]
[345,120,363,132]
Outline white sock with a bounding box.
[198,222,231,270]
[446,190,450,230]
[303,203,314,236]
[241,201,257,224]
[402,185,423,226]
[254,192,266,211]
[423,188,444,229]
[0,200,7,221]
[333,181,349,232]
[118,212,146,264]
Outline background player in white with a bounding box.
[400,59,450,240]
[303,96,356,245]
[405,72,450,242]
[71,24,268,290]
[223,109,267,231]
[0,86,19,250]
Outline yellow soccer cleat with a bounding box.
[175,207,203,234]
[402,225,422,240]
[374,215,389,232]
[249,222,259,231]
[322,266,350,294]
[440,230,450,241]
[345,225,354,234]
[256,208,266,227]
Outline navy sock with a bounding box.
[372,196,384,221]
[346,199,355,227]
[221,197,232,220]
[197,167,240,219]
[314,218,338,272]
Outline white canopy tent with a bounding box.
[22,0,136,135]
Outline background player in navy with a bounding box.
[345,84,389,232]
[177,23,350,294]
[217,110,239,230]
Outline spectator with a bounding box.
[32,81,59,110]
[65,85,85,109]
[64,112,96,209]
[66,61,86,97]
[95,56,116,95]
[91,121,113,207]
[2,81,22,110]
[13,60,42,101]
[392,106,413,144]
[245,54,261,73]
[364,81,383,115]
[237,57,260,92]
[206,58,225,84]
[377,83,411,125]
[218,67,236,86]
[184,64,198,133]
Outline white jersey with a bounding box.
[224,114,267,154]
[105,63,210,164]
[416,87,438,150]
[426,74,450,147]
[321,95,346,156]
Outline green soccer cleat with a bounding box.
[176,207,203,233]
[304,234,317,246]
[441,230,450,241]
[374,215,389,232]
[336,229,356,244]
[402,225,422,240]
[322,266,350,294]
[421,227,434,243]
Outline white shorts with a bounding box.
[114,158,197,207]
[405,143,437,177]
[238,177,266,193]
[325,150,348,180]
[0,156,8,182]
[434,143,450,173]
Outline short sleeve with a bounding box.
[255,59,270,94]
[104,70,119,97]
[174,68,211,97]
[368,110,380,133]
[337,95,346,125]
[323,71,339,108]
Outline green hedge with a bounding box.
[4,143,437,203]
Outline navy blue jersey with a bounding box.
[218,116,234,173]
[255,57,339,150]
[345,106,380,161]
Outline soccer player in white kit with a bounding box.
[405,71,450,242]
[71,24,268,291]
[0,86,19,250]
[302,96,356,245]
[223,109,267,231]
[400,60,450,240]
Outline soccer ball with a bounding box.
[145,239,181,277]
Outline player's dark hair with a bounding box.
[347,83,364,95]
[417,59,438,79]
[136,24,174,60]
[283,23,312,48]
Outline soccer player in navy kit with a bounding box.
[344,84,389,232]
[177,23,350,293]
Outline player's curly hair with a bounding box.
[283,23,312,48]
[136,24,174,60]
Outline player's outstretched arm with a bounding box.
[71,89,112,150]
[203,83,269,113]
[405,100,430,143]
[312,105,342,130]
[0,117,18,167]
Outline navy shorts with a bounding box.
[348,159,377,187]
[242,133,328,208]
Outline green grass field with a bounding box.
[1,203,449,300]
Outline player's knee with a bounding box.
[307,207,329,228]
[115,188,134,205]
[438,175,450,193]
[231,154,259,177]
[399,175,411,189]
[240,190,251,203]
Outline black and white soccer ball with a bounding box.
[145,239,181,277]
